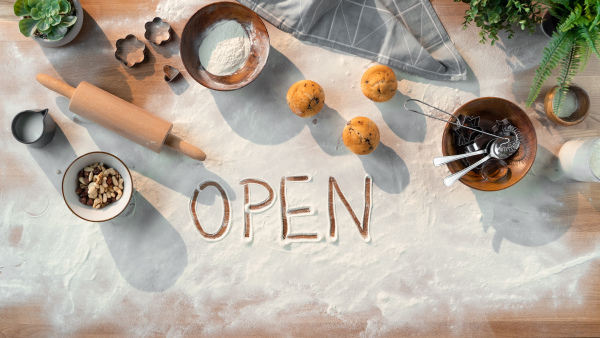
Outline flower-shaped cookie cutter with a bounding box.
[115,34,147,67]
[144,17,172,45]
[163,65,181,82]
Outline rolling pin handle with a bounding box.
[164,134,207,161]
[36,74,76,99]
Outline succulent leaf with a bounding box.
[15,0,77,40]
[14,0,29,16]
[18,17,38,37]
[58,0,69,14]
[59,15,76,27]
[30,7,41,19]
[36,18,50,32]
[50,1,59,12]
[51,24,68,36]
[28,0,41,9]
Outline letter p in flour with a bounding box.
[240,179,276,242]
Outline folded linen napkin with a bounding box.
[238,0,467,81]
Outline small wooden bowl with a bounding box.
[544,85,590,126]
[180,1,270,91]
[441,97,537,191]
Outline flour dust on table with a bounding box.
[0,0,599,335]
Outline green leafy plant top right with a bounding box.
[526,0,600,113]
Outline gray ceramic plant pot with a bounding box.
[33,0,83,47]
[541,10,559,38]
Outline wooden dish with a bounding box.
[180,1,270,91]
[441,97,537,191]
[543,85,590,126]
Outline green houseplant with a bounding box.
[526,0,600,114]
[14,0,77,41]
[454,0,544,45]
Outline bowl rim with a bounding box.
[441,96,537,191]
[62,151,133,222]
[543,84,590,126]
[179,0,270,91]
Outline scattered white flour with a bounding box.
[1,0,600,336]
[198,20,250,76]
[590,140,600,179]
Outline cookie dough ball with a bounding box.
[286,80,325,118]
[343,117,380,155]
[360,65,397,102]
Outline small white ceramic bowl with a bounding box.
[62,152,133,222]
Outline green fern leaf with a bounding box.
[591,0,600,29]
[585,0,592,19]
[526,31,574,107]
[553,41,585,114]
[559,4,582,32]
[578,39,592,72]
[580,26,600,60]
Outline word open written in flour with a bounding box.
[190,175,373,243]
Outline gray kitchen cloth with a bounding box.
[237,0,468,81]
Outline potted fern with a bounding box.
[14,0,83,47]
[526,0,600,116]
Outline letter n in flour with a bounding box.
[328,175,372,242]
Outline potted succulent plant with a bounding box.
[454,0,543,45]
[525,0,599,115]
[14,0,83,47]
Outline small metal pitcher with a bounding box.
[11,109,56,148]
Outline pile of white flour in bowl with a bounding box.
[198,20,250,76]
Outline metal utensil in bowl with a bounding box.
[443,137,519,187]
[433,148,486,167]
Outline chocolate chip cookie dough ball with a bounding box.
[343,117,380,155]
[286,80,325,118]
[360,65,397,102]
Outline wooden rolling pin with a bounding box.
[36,74,206,161]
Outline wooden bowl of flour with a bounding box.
[181,1,270,91]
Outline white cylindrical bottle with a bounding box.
[558,137,600,182]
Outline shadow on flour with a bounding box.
[474,146,576,252]
[306,104,349,156]
[403,62,480,100]
[27,123,78,193]
[101,193,187,292]
[377,90,426,143]
[494,27,549,104]
[54,97,235,200]
[210,46,305,145]
[359,142,409,194]
[41,10,134,104]
[25,113,189,292]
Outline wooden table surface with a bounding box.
[1,0,600,336]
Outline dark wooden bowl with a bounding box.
[543,85,590,126]
[180,1,270,91]
[441,97,537,191]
